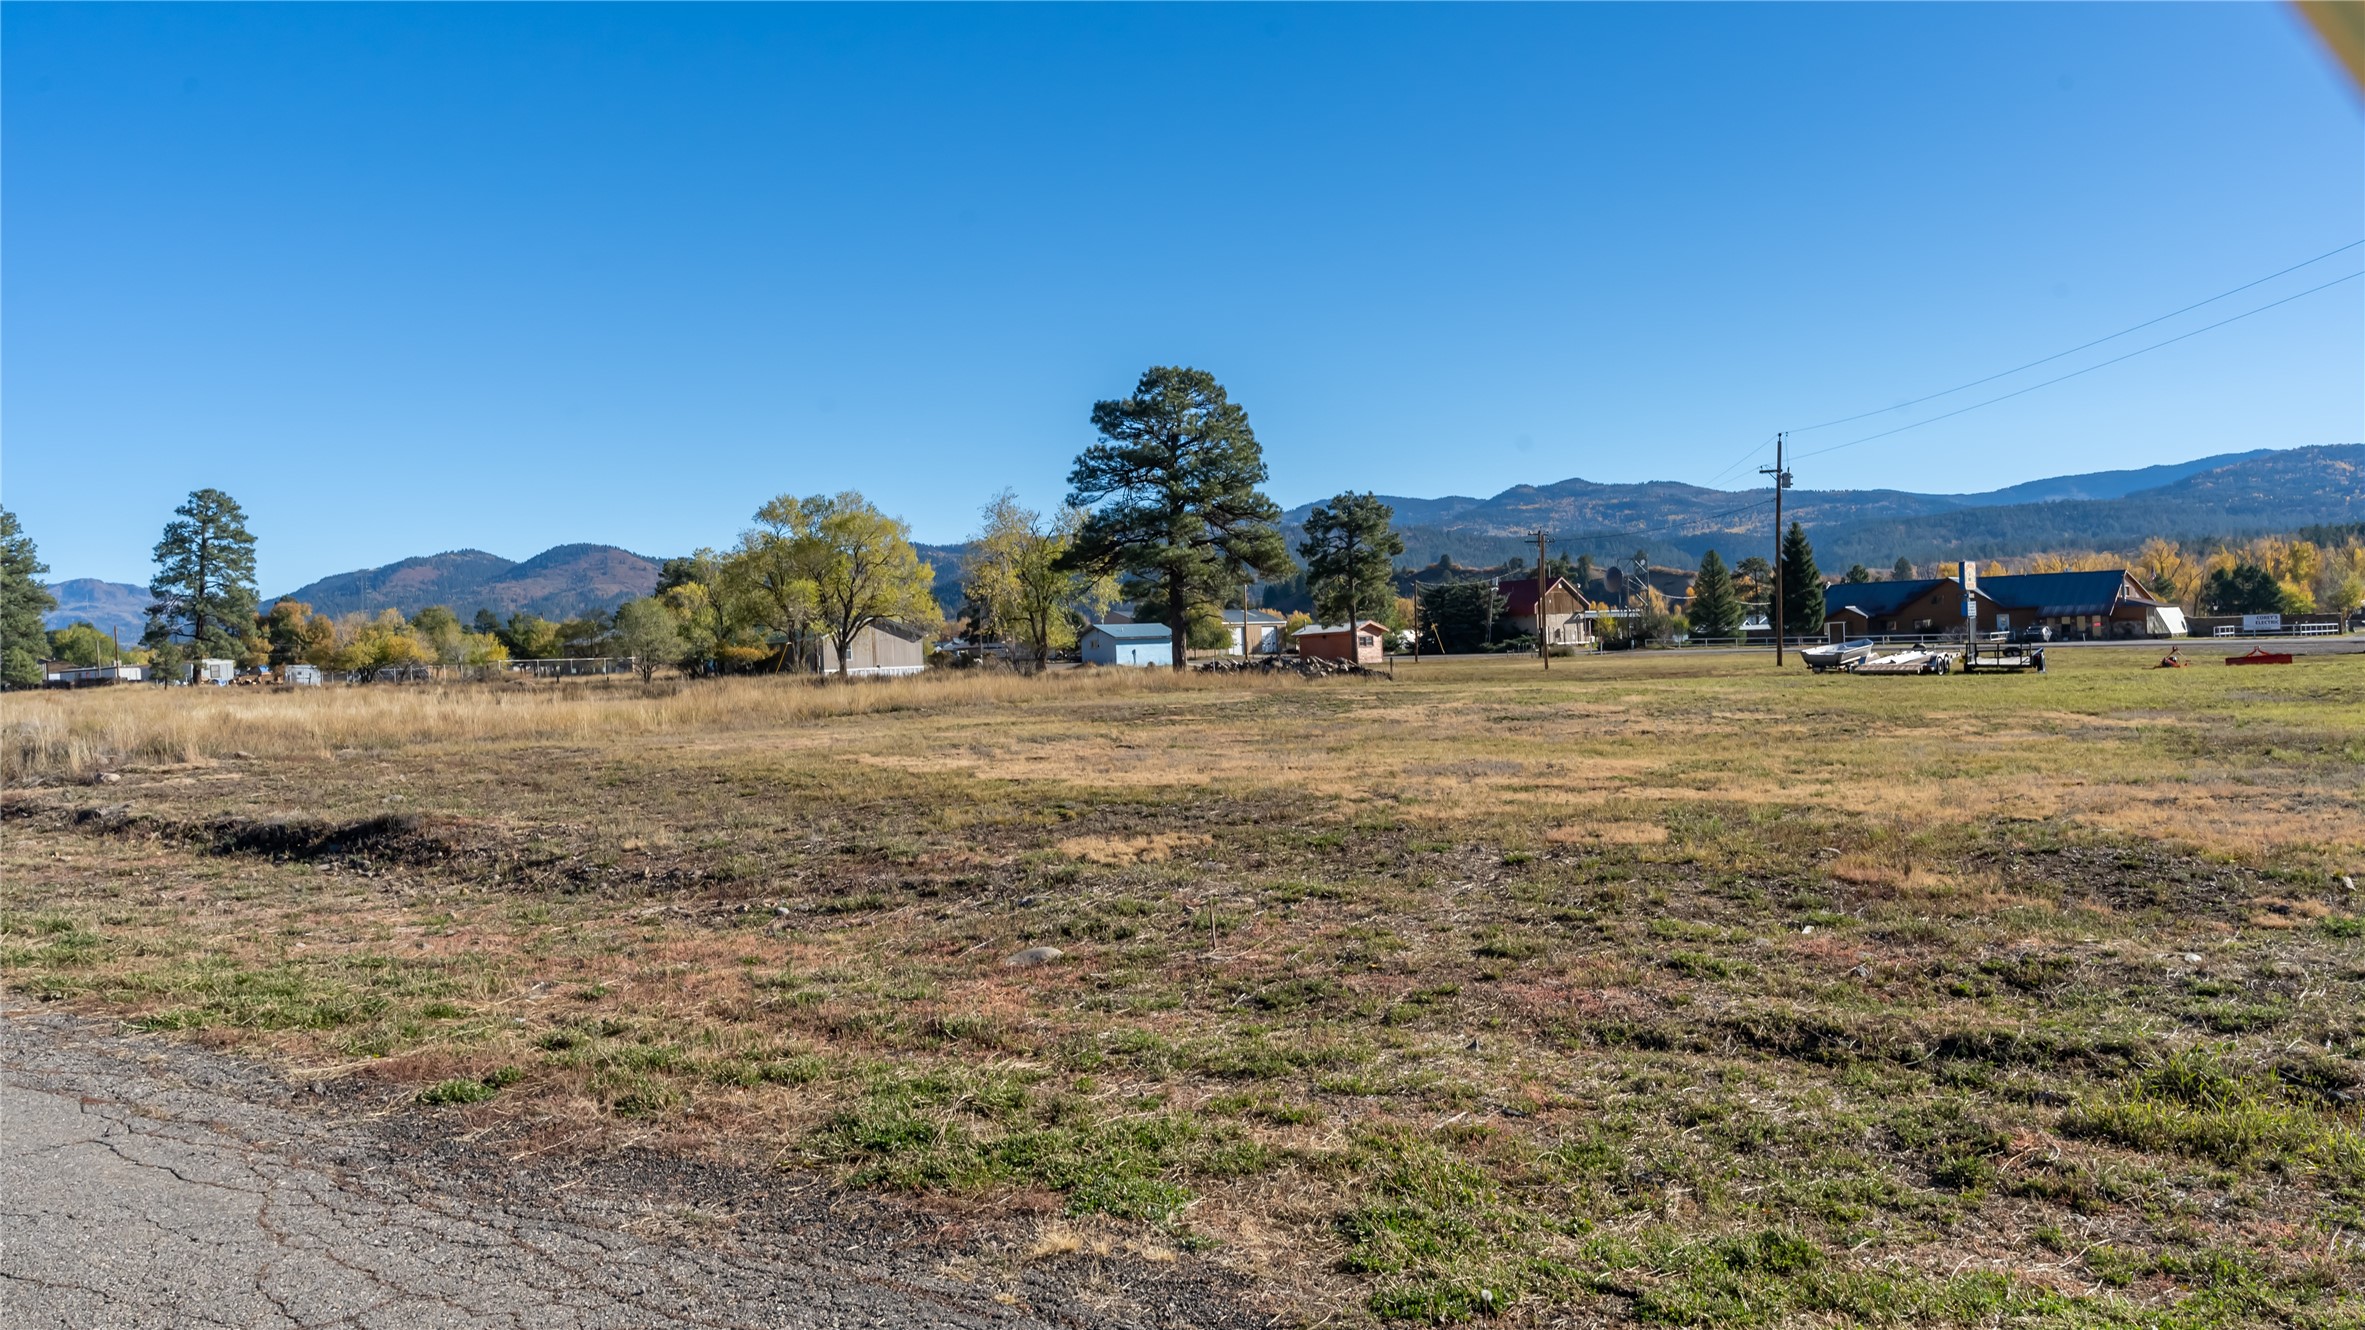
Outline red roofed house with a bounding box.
[1293,619,1390,665]
[1496,574,1594,646]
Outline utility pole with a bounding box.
[1534,530,1551,669]
[1760,432,1791,666]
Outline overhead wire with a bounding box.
[1698,432,1781,490]
[1791,268,2363,460]
[1787,238,2365,436]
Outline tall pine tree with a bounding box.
[1686,548,1741,639]
[144,488,260,661]
[1299,492,1404,628]
[1061,367,1293,669]
[0,507,58,688]
[1779,521,1824,637]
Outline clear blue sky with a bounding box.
[5,3,2359,592]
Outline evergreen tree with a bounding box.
[1891,556,1916,581]
[1416,582,1507,654]
[1686,549,1742,639]
[2200,564,2284,615]
[0,507,58,688]
[1779,522,1824,636]
[143,488,259,660]
[1061,367,1294,669]
[1299,492,1404,628]
[1733,556,1772,608]
[1842,563,1874,584]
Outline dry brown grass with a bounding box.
[0,668,1265,783]
[8,646,2365,1327]
[1055,832,1214,865]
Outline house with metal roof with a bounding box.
[1493,574,1593,645]
[1978,570,2181,639]
[1823,577,2003,637]
[1079,621,1176,667]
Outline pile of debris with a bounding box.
[1195,655,1386,679]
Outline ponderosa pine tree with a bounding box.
[1061,367,1293,669]
[1299,492,1404,629]
[1687,549,1741,640]
[0,507,58,688]
[143,488,259,661]
[1779,522,1824,637]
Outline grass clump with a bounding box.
[2061,1045,2364,1178]
[418,1065,521,1106]
[809,1065,1269,1223]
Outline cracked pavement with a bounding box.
[0,1011,1261,1329]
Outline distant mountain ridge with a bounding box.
[40,578,149,639]
[1282,444,2362,570]
[1933,449,2275,507]
[43,447,2356,630]
[273,544,663,620]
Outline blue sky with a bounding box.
[5,3,2359,591]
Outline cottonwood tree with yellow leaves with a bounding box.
[962,491,1115,672]
[729,491,940,678]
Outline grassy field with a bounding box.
[6,648,2365,1326]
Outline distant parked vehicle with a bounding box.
[2012,625,2053,644]
[1801,638,1878,672]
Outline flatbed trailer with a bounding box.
[1961,642,2047,673]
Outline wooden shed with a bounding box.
[1293,620,1389,665]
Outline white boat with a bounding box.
[1801,638,1878,672]
[1852,649,1952,675]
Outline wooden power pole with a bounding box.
[1535,531,1551,669]
[1760,432,1791,666]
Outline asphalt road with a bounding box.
[0,1011,1257,1330]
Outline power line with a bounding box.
[1792,268,2364,461]
[1699,432,1780,490]
[1788,239,2365,436]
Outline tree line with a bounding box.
[2,366,1443,684]
[11,366,2350,688]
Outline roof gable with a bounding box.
[1086,622,1174,641]
[1980,570,2154,613]
[1823,578,1946,618]
[1496,575,1585,615]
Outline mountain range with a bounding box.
[40,578,151,640]
[1282,443,2361,572]
[272,544,665,621]
[42,445,2360,632]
